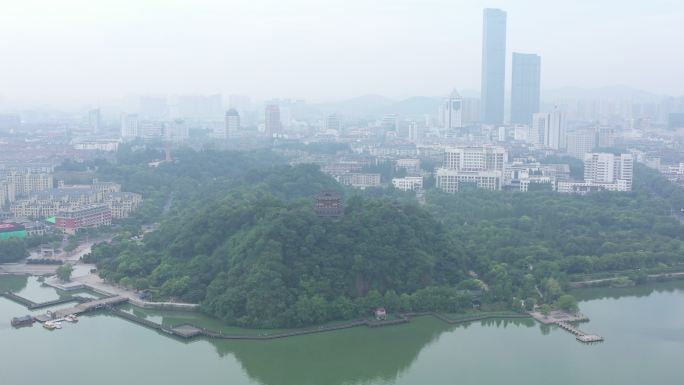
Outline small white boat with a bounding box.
[65,314,78,323]
[43,321,57,330]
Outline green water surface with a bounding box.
[1,276,683,385]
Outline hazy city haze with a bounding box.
[1,0,682,108]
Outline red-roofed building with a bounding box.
[55,204,111,234]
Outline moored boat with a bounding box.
[11,315,34,327]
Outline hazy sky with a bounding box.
[0,0,682,108]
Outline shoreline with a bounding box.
[6,271,684,342]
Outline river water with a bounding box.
[1,275,683,385]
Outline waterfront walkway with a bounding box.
[0,291,80,310]
[72,273,198,310]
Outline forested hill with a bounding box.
[86,154,684,328]
[87,165,468,327]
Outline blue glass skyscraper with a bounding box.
[511,52,541,125]
[480,8,507,125]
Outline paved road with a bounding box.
[0,263,58,275]
[571,271,684,287]
[73,273,198,310]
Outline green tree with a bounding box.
[0,239,28,263]
[542,278,563,302]
[555,294,579,313]
[539,304,552,316]
[56,264,73,282]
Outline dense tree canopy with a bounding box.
[0,239,28,263]
[85,148,684,328]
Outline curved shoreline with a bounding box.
[107,307,531,341]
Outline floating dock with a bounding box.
[34,296,127,322]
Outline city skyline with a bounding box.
[0,0,682,109]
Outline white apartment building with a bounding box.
[73,138,122,152]
[566,130,596,159]
[557,179,631,194]
[518,176,555,192]
[0,182,15,207]
[531,109,566,149]
[395,159,421,174]
[165,119,189,143]
[441,146,506,172]
[435,146,507,192]
[559,152,633,194]
[10,182,140,219]
[0,167,54,206]
[105,192,144,218]
[435,169,502,192]
[120,114,139,139]
[336,173,381,189]
[407,122,421,143]
[584,152,633,190]
[392,176,423,191]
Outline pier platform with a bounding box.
[556,321,604,343]
[34,296,128,322]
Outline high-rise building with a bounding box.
[138,121,163,140]
[596,126,615,148]
[407,121,421,143]
[229,95,252,125]
[532,109,566,149]
[381,114,399,131]
[164,119,188,143]
[510,53,541,125]
[435,146,507,192]
[583,153,633,189]
[264,104,281,137]
[480,8,507,125]
[559,153,633,194]
[120,114,139,139]
[324,114,341,131]
[88,109,102,134]
[442,90,463,129]
[462,98,481,125]
[566,131,596,159]
[224,109,240,138]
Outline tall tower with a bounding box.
[532,108,566,150]
[443,90,463,129]
[264,104,281,137]
[88,109,102,134]
[225,109,240,139]
[120,114,139,139]
[324,114,341,131]
[510,53,541,125]
[480,8,507,125]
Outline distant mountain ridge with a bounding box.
[303,86,671,119]
[310,94,445,118]
[542,85,666,102]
